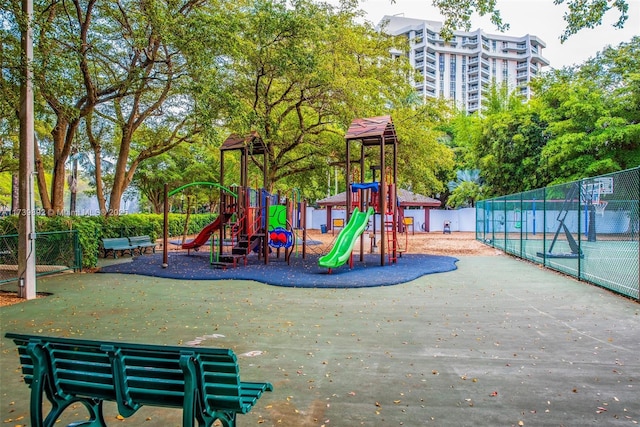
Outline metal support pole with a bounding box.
[162,184,168,268]
[18,0,36,299]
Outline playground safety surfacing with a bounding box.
[98,251,459,288]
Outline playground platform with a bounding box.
[1,255,639,426]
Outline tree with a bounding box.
[133,140,221,213]
[2,0,235,216]
[447,169,483,208]
[0,6,22,212]
[533,38,640,182]
[428,0,630,42]
[97,0,237,216]
[221,0,414,193]
[393,99,456,197]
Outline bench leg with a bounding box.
[66,398,107,427]
[197,410,236,427]
[27,343,108,427]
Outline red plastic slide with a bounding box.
[182,216,226,250]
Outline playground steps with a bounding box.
[217,254,247,268]
[232,233,265,256]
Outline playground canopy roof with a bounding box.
[316,188,441,208]
[220,131,267,154]
[345,115,397,146]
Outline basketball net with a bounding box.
[594,201,608,216]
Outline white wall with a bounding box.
[306,207,477,232]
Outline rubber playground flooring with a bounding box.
[2,255,639,426]
[98,250,459,287]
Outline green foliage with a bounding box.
[446,169,483,208]
[0,172,12,208]
[222,0,414,190]
[533,37,640,184]
[394,99,456,196]
[427,0,630,43]
[0,213,219,269]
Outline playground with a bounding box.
[3,117,638,426]
[141,116,455,283]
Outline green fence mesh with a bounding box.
[476,168,640,299]
[0,230,81,285]
[477,167,639,300]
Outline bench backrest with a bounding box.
[128,236,152,244]
[102,237,131,248]
[6,333,247,415]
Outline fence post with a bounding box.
[73,230,82,272]
[542,187,546,265]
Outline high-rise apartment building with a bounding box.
[379,16,550,113]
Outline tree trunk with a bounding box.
[34,142,52,215]
[68,157,78,215]
[86,113,107,216]
[150,191,163,214]
[181,196,194,244]
[108,150,129,216]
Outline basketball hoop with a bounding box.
[594,201,608,216]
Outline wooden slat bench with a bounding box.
[128,235,158,254]
[101,237,138,258]
[5,333,273,427]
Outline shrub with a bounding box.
[0,213,220,269]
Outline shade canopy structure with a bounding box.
[220,131,268,155]
[345,115,398,146]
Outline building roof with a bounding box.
[396,188,442,207]
[317,188,441,208]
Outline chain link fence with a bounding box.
[477,167,639,301]
[0,230,81,285]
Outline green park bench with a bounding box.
[128,235,158,254]
[4,333,273,427]
[101,237,138,258]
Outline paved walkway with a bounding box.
[1,255,639,426]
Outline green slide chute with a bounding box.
[318,207,375,270]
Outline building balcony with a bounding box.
[502,43,527,52]
[531,52,550,66]
[462,38,478,47]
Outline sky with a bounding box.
[355,0,640,69]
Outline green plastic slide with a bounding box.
[318,207,375,270]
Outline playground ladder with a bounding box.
[385,214,398,264]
